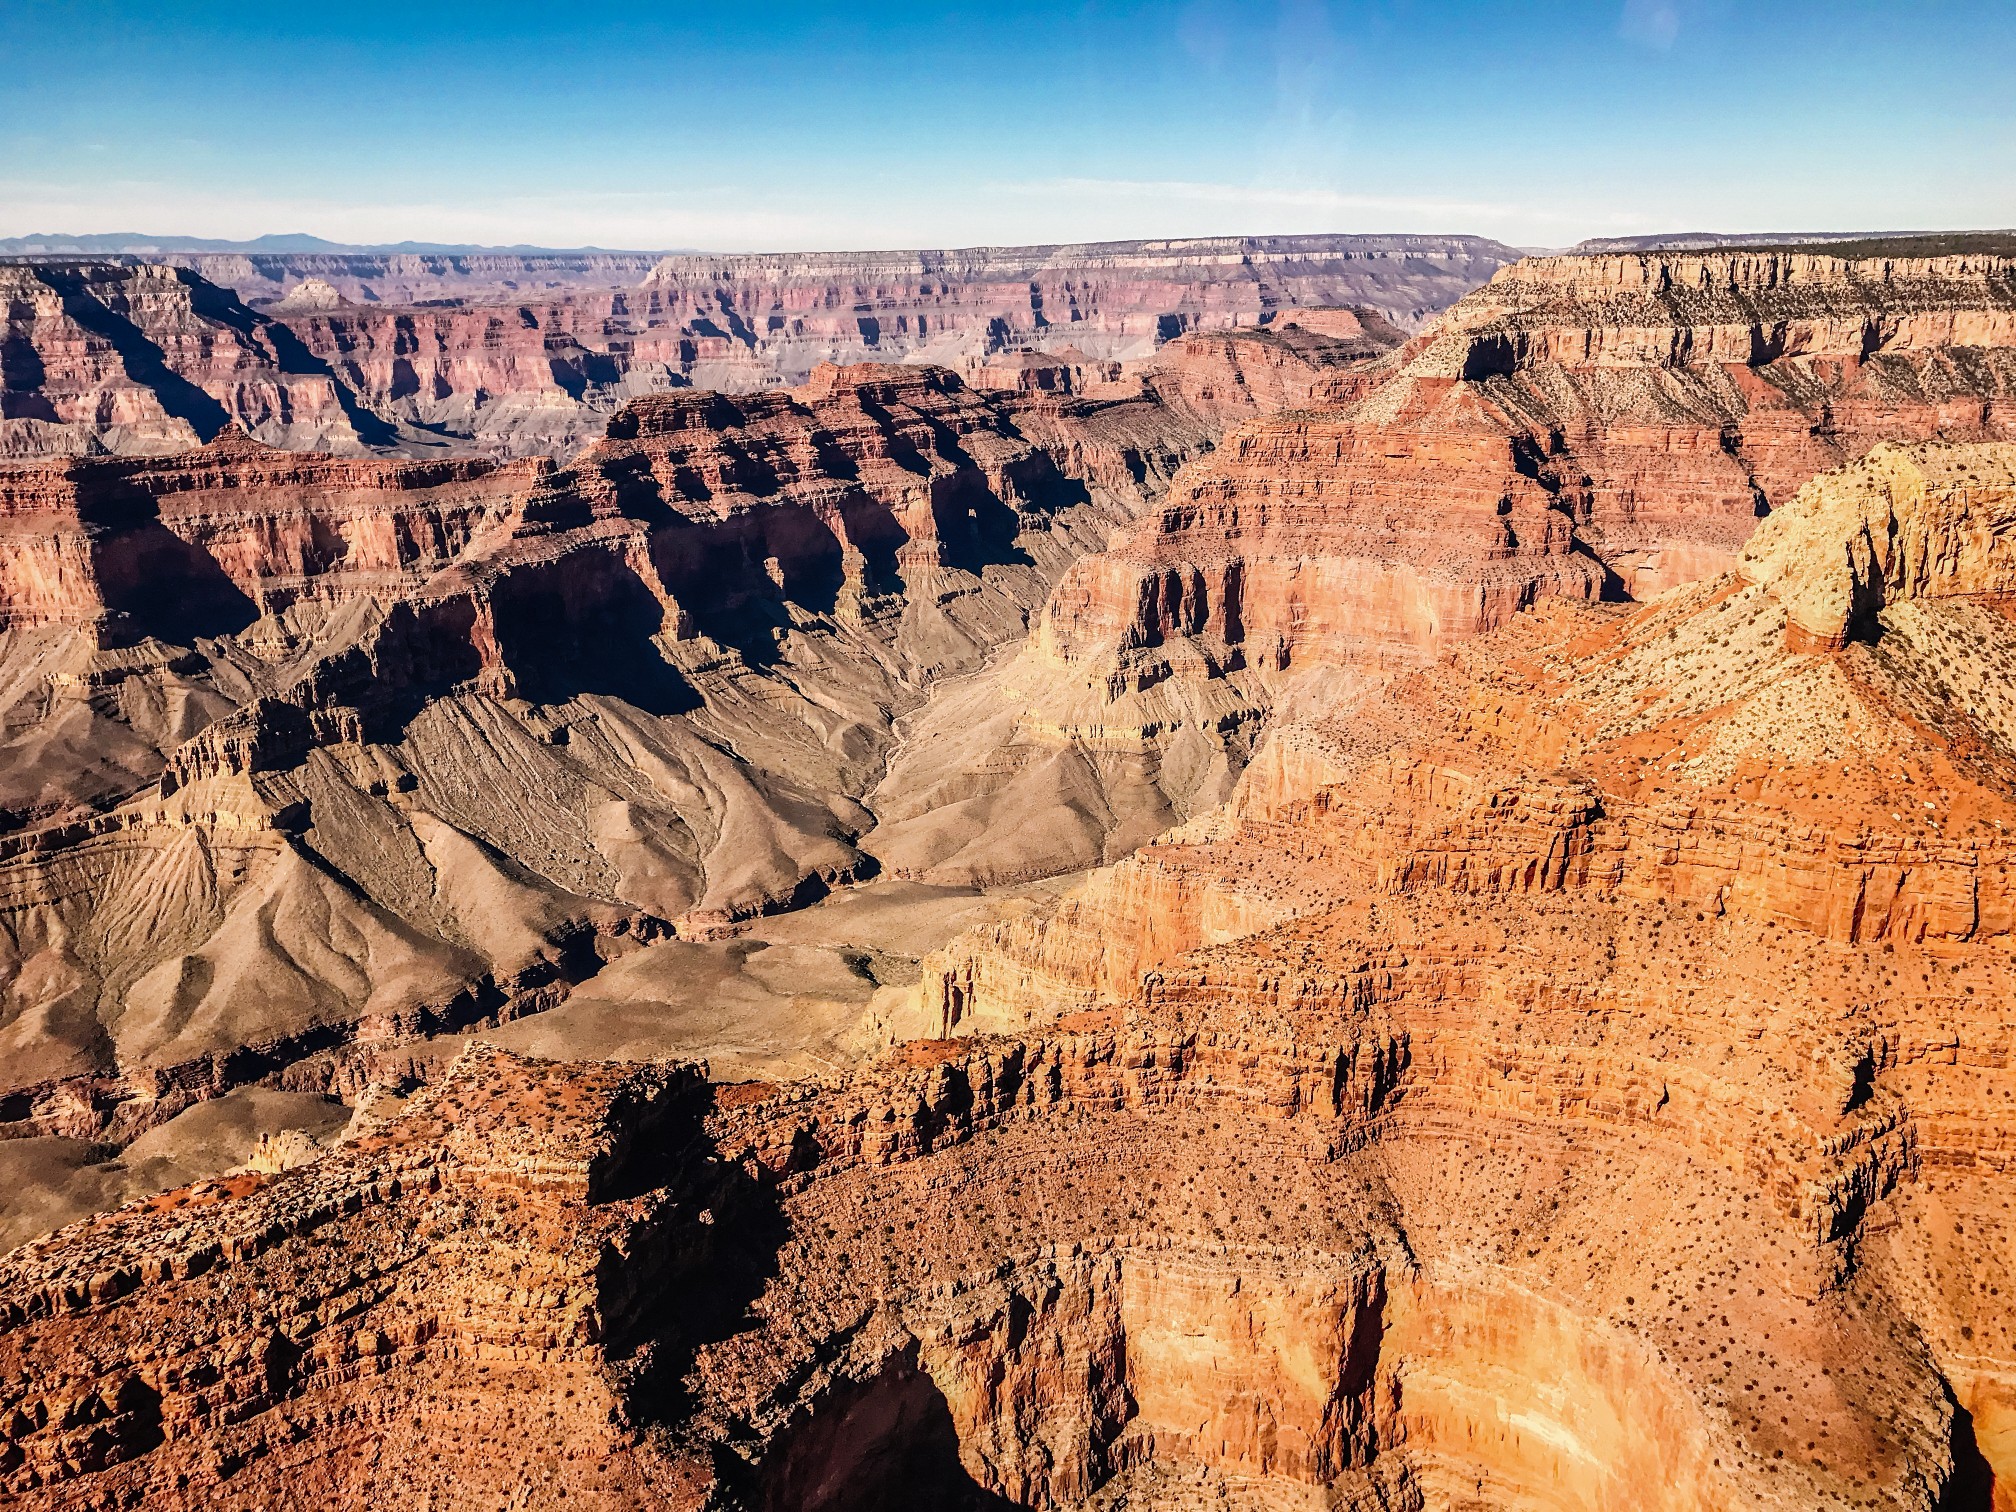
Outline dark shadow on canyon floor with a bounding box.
[722,1350,1025,1512]
[1938,1392,1996,1512]
[39,269,233,442]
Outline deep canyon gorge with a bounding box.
[0,233,2014,1511]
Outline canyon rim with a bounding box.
[5,1,2016,1508]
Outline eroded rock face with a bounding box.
[4,238,1515,460]
[1132,307,1411,422]
[0,264,378,459]
[0,364,1216,1146]
[0,1045,723,1507]
[903,439,2016,1505]
[1409,249,2016,593]
[869,251,2016,890]
[4,443,2013,1510]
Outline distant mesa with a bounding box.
[267,276,349,312]
[1571,226,2016,257]
[0,233,1518,461]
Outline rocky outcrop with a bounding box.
[1738,440,2016,648]
[1404,248,2016,592]
[863,251,2016,889]
[0,364,1215,1147]
[1133,307,1409,419]
[0,1044,722,1507]
[864,439,2016,1504]
[3,445,2015,1509]
[0,264,378,458]
[4,238,1516,460]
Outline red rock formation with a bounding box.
[1386,248,2016,593]
[1132,306,1409,419]
[175,250,670,307]
[271,239,1502,454]
[863,250,2016,889]
[11,246,2011,1149]
[872,439,2016,1505]
[0,1044,721,1507]
[926,439,2016,1019]
[5,238,1516,460]
[171,236,1516,333]
[8,256,2016,1512]
[0,264,369,458]
[0,364,1210,1148]
[11,436,2016,1512]
[957,308,1406,417]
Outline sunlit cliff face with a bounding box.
[3,248,2016,1512]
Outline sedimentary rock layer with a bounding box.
[903,439,2016,1505]
[1418,249,2016,588]
[0,263,382,458]
[2,237,1514,459]
[6,443,2015,1510]
[0,363,1225,1147]
[870,250,2016,887]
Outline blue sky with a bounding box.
[2,0,2011,250]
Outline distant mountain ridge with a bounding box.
[0,230,1517,260]
[1572,227,2016,254]
[0,231,683,256]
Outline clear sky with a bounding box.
[2,0,2011,251]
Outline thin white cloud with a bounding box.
[993,177,1654,233]
[0,172,1665,252]
[1620,0,1682,49]
[12,161,2004,256]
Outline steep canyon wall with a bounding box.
[3,236,1514,460]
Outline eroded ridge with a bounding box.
[865,250,2016,892]
[0,1044,727,1507]
[0,362,1221,1146]
[5,442,2014,1509]
[1,238,1508,459]
[900,439,2016,1505]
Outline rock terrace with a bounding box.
[3,248,2016,1511]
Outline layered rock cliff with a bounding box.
[10,247,2012,1146]
[0,263,382,458]
[3,237,1513,460]
[1410,249,2016,591]
[6,443,2016,1509]
[4,247,2016,1510]
[0,363,1219,1148]
[291,235,1499,454]
[864,251,2016,887]
[881,438,2016,1506]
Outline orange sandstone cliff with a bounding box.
[861,250,2016,888]
[3,442,2014,1508]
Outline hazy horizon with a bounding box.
[4,1,2013,252]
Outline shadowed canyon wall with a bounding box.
[3,235,1515,460]
[0,358,1283,1149]
[861,249,2016,890]
[1,248,2016,1511]
[6,245,2016,1158]
[1,442,2014,1510]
